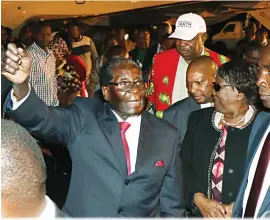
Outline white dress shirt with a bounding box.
[172,48,205,104]
[242,125,270,218]
[112,110,141,174]
[200,102,213,109]
[39,195,57,218]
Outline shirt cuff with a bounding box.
[11,84,31,110]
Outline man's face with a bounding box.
[257,52,270,108]
[256,32,268,46]
[136,31,150,49]
[102,64,146,119]
[34,25,52,49]
[1,28,8,46]
[175,34,204,63]
[186,68,214,104]
[68,26,80,40]
[19,27,33,46]
[246,50,260,64]
[245,29,256,41]
[157,25,170,42]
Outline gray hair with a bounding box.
[99,58,142,86]
[1,119,46,208]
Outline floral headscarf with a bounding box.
[56,60,81,94]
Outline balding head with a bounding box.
[257,45,270,108]
[1,120,47,217]
[186,56,218,104]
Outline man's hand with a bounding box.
[1,43,31,100]
[194,192,226,218]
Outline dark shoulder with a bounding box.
[189,107,215,123]
[256,111,270,121]
[72,97,104,114]
[166,98,191,112]
[144,111,178,133]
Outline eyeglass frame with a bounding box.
[212,82,231,92]
[107,80,146,91]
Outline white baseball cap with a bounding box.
[169,13,206,40]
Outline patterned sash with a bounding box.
[211,125,228,202]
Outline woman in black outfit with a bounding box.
[182,60,259,218]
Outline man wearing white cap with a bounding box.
[147,13,229,118]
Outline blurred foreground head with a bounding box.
[1,119,47,217]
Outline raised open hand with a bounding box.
[2,43,31,84]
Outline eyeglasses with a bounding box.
[108,80,145,91]
[212,82,231,92]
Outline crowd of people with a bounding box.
[1,12,269,218]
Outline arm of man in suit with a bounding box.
[159,132,185,217]
[2,43,84,146]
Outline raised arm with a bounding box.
[2,43,84,146]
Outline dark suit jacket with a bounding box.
[233,111,270,217]
[1,75,12,117]
[163,97,200,143]
[6,89,184,217]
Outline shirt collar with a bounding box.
[39,195,56,218]
[180,47,205,65]
[31,42,52,57]
[200,102,214,109]
[111,109,141,125]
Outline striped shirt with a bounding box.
[28,42,59,106]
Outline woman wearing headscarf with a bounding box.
[182,60,259,218]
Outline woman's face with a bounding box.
[212,75,241,114]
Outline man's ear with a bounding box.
[237,91,245,101]
[102,86,110,102]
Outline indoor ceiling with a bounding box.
[1,1,178,28]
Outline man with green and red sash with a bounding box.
[147,13,229,118]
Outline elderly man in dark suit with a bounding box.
[232,45,270,218]
[1,119,65,218]
[163,56,217,143]
[2,43,184,217]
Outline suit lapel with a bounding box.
[134,112,152,172]
[97,104,128,177]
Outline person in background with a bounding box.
[1,26,11,59]
[236,24,257,58]
[148,13,229,118]
[163,56,217,143]
[125,33,136,53]
[2,44,185,217]
[114,28,126,47]
[49,32,69,67]
[233,45,270,218]
[141,23,173,81]
[244,41,262,65]
[67,21,98,81]
[182,60,259,217]
[93,45,129,102]
[91,37,119,94]
[160,33,175,51]
[129,29,151,71]
[56,61,82,106]
[28,21,59,106]
[17,25,33,48]
[255,27,269,47]
[1,119,65,218]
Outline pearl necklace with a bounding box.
[221,114,245,127]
